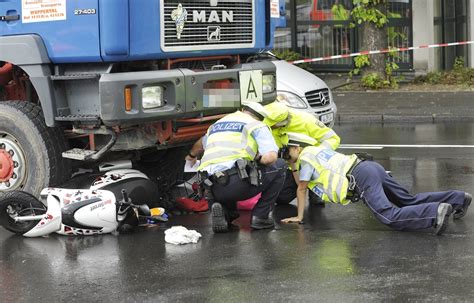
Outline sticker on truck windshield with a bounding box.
[239,70,263,103]
[22,0,66,23]
[270,0,280,18]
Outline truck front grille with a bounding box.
[161,0,254,52]
[305,89,331,107]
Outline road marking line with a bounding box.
[340,144,474,149]
[339,145,383,149]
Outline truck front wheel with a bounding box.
[0,101,71,196]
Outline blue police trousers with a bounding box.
[351,160,465,231]
[211,159,287,219]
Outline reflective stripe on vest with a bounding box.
[320,129,337,141]
[299,146,357,205]
[198,111,266,170]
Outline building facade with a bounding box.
[274,0,473,73]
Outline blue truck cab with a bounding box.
[0,0,286,195]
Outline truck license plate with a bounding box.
[320,113,334,124]
[203,80,239,108]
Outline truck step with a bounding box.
[50,74,100,81]
[62,148,97,161]
[55,115,100,122]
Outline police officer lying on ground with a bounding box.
[280,132,472,236]
[185,102,287,233]
[263,101,340,206]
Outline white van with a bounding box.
[273,60,337,127]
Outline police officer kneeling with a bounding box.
[186,102,287,233]
[281,132,472,236]
[263,101,341,207]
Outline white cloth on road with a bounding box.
[164,226,202,245]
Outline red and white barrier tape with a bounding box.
[291,41,474,64]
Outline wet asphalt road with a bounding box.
[1,122,474,302]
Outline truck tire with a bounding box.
[136,145,189,209]
[0,101,71,196]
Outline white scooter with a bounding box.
[0,188,151,237]
[0,169,157,237]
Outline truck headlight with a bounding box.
[276,91,307,109]
[262,74,276,94]
[142,86,164,109]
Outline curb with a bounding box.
[338,114,382,123]
[383,115,434,123]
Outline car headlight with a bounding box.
[262,74,276,94]
[276,91,307,109]
[142,86,164,109]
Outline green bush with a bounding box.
[414,72,443,84]
[453,56,465,72]
[350,52,400,89]
[361,73,386,89]
[349,55,370,78]
[414,57,474,86]
[451,57,474,84]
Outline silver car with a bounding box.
[272,60,337,127]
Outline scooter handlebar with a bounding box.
[116,189,134,216]
[121,189,129,204]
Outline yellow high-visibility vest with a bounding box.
[298,146,357,205]
[272,110,340,150]
[198,111,267,170]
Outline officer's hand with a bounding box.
[185,154,197,166]
[281,216,304,224]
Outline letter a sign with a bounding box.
[239,70,263,103]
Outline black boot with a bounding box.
[211,202,229,233]
[453,193,472,220]
[251,211,274,230]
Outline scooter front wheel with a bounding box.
[0,191,46,234]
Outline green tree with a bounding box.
[351,0,394,88]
